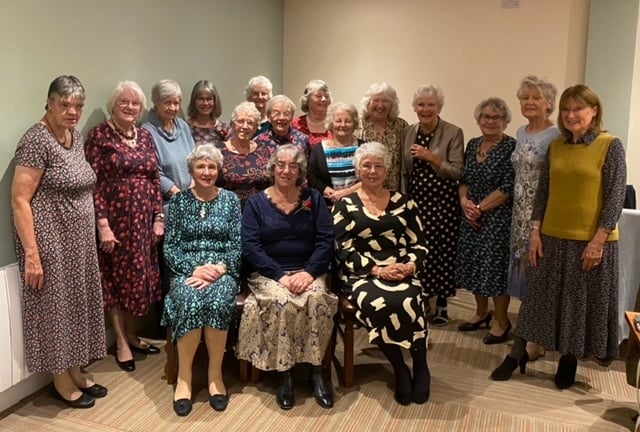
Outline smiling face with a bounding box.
[273,150,301,189]
[519,85,550,122]
[368,93,392,122]
[268,101,294,136]
[156,96,181,124]
[191,158,219,189]
[413,94,441,128]
[561,99,597,141]
[195,90,215,117]
[331,109,355,139]
[308,89,331,114]
[478,106,507,139]
[112,88,142,128]
[358,156,387,188]
[249,85,270,114]
[47,95,84,129]
[232,112,258,140]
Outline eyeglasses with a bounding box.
[196,96,214,103]
[117,100,142,108]
[360,163,386,172]
[270,110,293,119]
[479,114,504,122]
[275,162,300,171]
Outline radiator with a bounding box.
[0,263,32,392]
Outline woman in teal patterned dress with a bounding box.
[162,144,242,416]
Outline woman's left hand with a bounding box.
[329,188,351,202]
[287,271,314,294]
[581,240,604,272]
[410,144,433,163]
[153,220,164,244]
[185,276,210,289]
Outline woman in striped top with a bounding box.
[308,102,363,206]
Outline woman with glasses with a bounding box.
[85,81,164,373]
[254,94,310,160]
[333,142,430,405]
[187,80,230,147]
[217,102,272,209]
[237,144,336,410]
[455,97,516,345]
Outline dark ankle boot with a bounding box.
[309,365,333,408]
[276,369,295,410]
[554,354,577,389]
[378,342,412,405]
[410,340,431,404]
[490,351,529,381]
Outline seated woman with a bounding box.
[237,144,336,411]
[333,142,430,406]
[161,144,242,416]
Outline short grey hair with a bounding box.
[151,79,182,107]
[266,94,296,117]
[474,97,512,124]
[412,84,445,109]
[106,80,147,119]
[299,79,331,113]
[360,82,400,121]
[353,141,391,173]
[187,80,223,120]
[516,75,558,115]
[45,75,85,110]
[266,143,308,186]
[230,101,261,124]
[244,75,273,101]
[186,143,224,173]
[325,102,359,131]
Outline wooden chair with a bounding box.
[330,293,358,388]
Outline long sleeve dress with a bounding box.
[161,188,242,341]
[236,187,337,371]
[333,192,429,349]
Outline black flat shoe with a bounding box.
[458,313,492,332]
[483,321,512,345]
[209,393,229,411]
[276,369,295,410]
[393,366,412,406]
[490,352,529,381]
[78,383,108,398]
[52,387,95,409]
[309,366,334,409]
[116,357,135,372]
[173,398,192,416]
[130,342,160,355]
[554,354,578,389]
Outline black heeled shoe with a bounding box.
[483,321,512,345]
[209,393,229,411]
[130,342,160,355]
[52,387,95,409]
[309,366,334,409]
[458,313,492,332]
[116,355,135,372]
[554,354,578,389]
[78,383,108,398]
[173,398,192,416]
[276,369,295,410]
[490,351,529,381]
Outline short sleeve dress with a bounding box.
[13,123,106,374]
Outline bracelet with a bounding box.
[217,261,227,272]
[600,227,613,235]
[376,267,382,278]
[475,203,482,213]
[529,221,540,231]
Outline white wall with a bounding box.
[0,0,284,267]
[284,0,590,141]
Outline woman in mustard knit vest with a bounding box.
[491,85,627,389]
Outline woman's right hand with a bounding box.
[528,231,544,267]
[460,197,481,229]
[24,251,44,290]
[97,223,120,253]
[193,264,224,283]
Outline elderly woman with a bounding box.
[506,76,560,360]
[291,79,332,148]
[308,102,363,206]
[11,75,106,408]
[187,80,231,147]
[143,79,196,210]
[456,97,516,345]
[162,144,241,416]
[245,75,273,136]
[401,84,464,326]
[237,144,336,410]
[333,142,430,405]
[85,81,164,372]
[357,82,408,191]
[254,94,310,160]
[491,85,626,389]
[217,101,272,208]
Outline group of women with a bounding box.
[10,72,626,416]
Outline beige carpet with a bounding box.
[0,290,636,432]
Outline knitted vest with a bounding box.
[541,133,618,241]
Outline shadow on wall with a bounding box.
[0,156,17,266]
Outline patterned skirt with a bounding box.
[236,272,337,371]
[515,235,619,359]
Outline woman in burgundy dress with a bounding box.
[85,81,164,372]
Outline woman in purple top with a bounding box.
[237,144,336,411]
